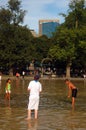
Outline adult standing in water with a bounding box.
[27,75,42,119]
[65,79,78,109]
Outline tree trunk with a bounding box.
[75,19,78,29]
[9,68,13,76]
[66,61,71,78]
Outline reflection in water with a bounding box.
[5,99,11,107]
[15,78,20,88]
[0,107,12,130]
[0,80,2,94]
[27,119,38,130]
[84,79,86,87]
[5,107,12,119]
[0,80,1,88]
[22,79,25,87]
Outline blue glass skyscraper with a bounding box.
[39,19,60,38]
[42,22,59,38]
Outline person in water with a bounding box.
[65,79,78,108]
[5,78,11,101]
[27,75,42,119]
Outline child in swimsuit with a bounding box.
[5,78,11,101]
[65,79,78,109]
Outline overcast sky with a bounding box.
[0,0,70,33]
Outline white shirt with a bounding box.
[28,80,42,98]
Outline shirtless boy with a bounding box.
[65,79,78,108]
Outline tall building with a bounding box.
[30,29,38,37]
[39,19,60,38]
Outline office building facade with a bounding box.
[39,19,60,38]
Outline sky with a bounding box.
[0,0,70,33]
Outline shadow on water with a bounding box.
[0,78,86,130]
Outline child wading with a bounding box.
[5,78,11,103]
[65,79,78,109]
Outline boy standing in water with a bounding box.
[65,79,78,109]
[27,75,42,120]
[5,78,11,101]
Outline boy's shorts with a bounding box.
[72,88,77,98]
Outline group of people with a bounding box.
[5,76,78,120]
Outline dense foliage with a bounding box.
[48,0,86,77]
[0,0,86,77]
[0,0,51,74]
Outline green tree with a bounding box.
[0,0,33,74]
[64,0,86,29]
[48,28,78,77]
[48,0,86,77]
[0,8,12,25]
[31,35,52,62]
[73,27,86,70]
[8,0,26,25]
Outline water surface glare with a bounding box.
[0,78,86,130]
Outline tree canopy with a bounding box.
[48,0,86,77]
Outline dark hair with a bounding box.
[34,75,39,80]
[65,79,69,82]
[6,78,10,83]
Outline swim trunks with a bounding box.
[72,88,77,98]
